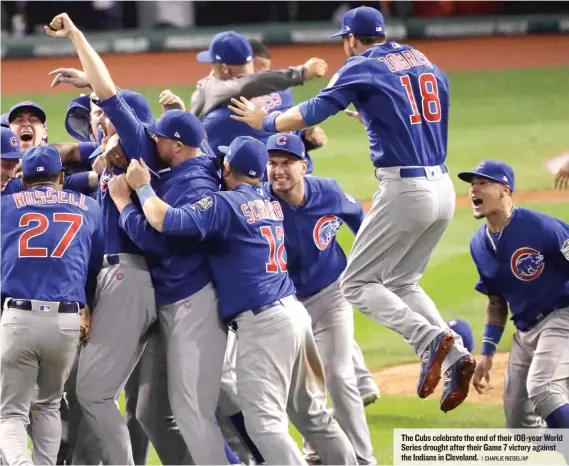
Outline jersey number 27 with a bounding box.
[400,73,441,125]
[18,212,83,258]
[260,225,287,273]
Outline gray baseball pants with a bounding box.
[76,254,156,465]
[300,280,374,464]
[0,300,80,466]
[341,167,469,369]
[158,282,229,465]
[504,307,569,428]
[353,341,379,398]
[233,295,357,465]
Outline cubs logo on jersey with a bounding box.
[510,247,545,281]
[313,215,341,251]
[99,170,113,190]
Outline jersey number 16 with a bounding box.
[400,73,442,125]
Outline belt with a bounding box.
[399,164,448,178]
[228,296,297,331]
[106,254,120,266]
[6,299,80,314]
[518,301,569,332]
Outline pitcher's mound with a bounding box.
[373,352,510,405]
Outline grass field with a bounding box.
[6,66,569,464]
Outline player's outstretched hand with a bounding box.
[80,306,91,346]
[344,109,364,125]
[160,89,185,112]
[44,13,79,39]
[49,68,90,89]
[554,159,569,190]
[472,354,493,394]
[304,126,328,148]
[104,134,129,170]
[126,159,151,190]
[228,97,266,131]
[303,58,329,80]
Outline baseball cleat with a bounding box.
[417,330,454,399]
[361,390,380,407]
[440,355,476,413]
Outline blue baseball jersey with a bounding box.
[96,94,160,256]
[1,186,104,307]
[2,173,96,196]
[119,154,220,305]
[204,89,300,154]
[299,41,450,168]
[79,141,100,167]
[266,176,364,297]
[161,184,295,322]
[470,207,569,331]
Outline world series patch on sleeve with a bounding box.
[194,195,214,211]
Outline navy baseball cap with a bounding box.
[144,110,205,148]
[8,101,47,124]
[0,113,9,128]
[65,95,93,142]
[1,127,23,160]
[218,136,269,178]
[330,6,385,38]
[266,133,306,160]
[197,31,253,66]
[22,146,63,178]
[447,319,475,353]
[457,160,515,193]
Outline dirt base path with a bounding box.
[2,35,568,95]
[374,352,509,405]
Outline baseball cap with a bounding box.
[1,127,23,160]
[144,110,205,148]
[218,136,269,178]
[22,146,63,178]
[8,101,47,124]
[330,6,385,38]
[65,95,93,142]
[197,31,253,66]
[447,319,475,353]
[457,160,515,193]
[266,133,306,160]
[0,113,9,128]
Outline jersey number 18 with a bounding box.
[400,73,442,125]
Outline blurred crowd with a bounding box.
[2,0,569,36]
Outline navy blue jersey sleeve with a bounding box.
[79,142,99,165]
[96,94,158,171]
[547,217,569,271]
[119,204,170,255]
[162,193,229,239]
[469,239,493,296]
[63,172,95,195]
[2,178,23,195]
[298,59,369,126]
[329,179,365,235]
[86,206,104,309]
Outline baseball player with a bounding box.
[1,127,23,192]
[192,31,327,156]
[5,101,48,151]
[251,39,380,405]
[107,109,232,465]
[264,133,375,464]
[459,161,569,429]
[0,145,104,465]
[229,5,476,412]
[122,135,357,465]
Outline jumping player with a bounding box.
[264,133,375,464]
[230,5,475,412]
[459,160,569,429]
[0,145,104,465]
[121,136,357,465]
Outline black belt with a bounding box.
[518,302,569,332]
[399,164,448,178]
[6,299,80,314]
[106,254,120,266]
[228,296,296,331]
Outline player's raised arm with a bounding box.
[45,13,116,100]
